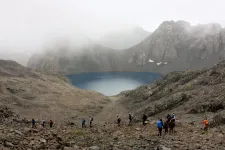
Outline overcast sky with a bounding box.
[0,0,225,64]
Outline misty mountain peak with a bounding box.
[158,20,191,32]
[28,20,225,75]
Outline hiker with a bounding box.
[168,119,175,135]
[41,119,45,128]
[32,118,36,128]
[167,114,171,122]
[117,116,121,127]
[89,116,93,128]
[171,113,176,122]
[50,120,53,128]
[142,114,148,126]
[203,118,208,131]
[163,119,169,134]
[82,118,86,128]
[157,119,163,136]
[128,113,133,126]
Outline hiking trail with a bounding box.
[94,96,128,125]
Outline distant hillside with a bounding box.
[0,59,107,122]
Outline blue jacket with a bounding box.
[82,119,85,124]
[157,121,163,128]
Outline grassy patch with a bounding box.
[185,83,193,90]
[200,130,208,135]
[67,129,86,137]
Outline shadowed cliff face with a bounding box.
[28,20,225,74]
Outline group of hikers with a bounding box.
[116,113,176,135]
[82,116,93,128]
[31,118,53,128]
[30,113,209,136]
[156,114,176,136]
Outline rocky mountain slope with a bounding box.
[125,21,225,73]
[96,26,150,49]
[119,60,225,124]
[0,59,108,123]
[28,20,225,74]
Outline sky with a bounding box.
[0,0,225,65]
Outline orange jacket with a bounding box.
[203,120,208,127]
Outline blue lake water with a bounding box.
[67,72,162,96]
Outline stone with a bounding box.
[29,140,35,146]
[136,128,141,131]
[4,141,14,147]
[218,133,224,138]
[195,143,201,149]
[173,144,179,148]
[89,146,100,150]
[113,137,119,141]
[64,147,73,150]
[14,130,22,135]
[24,128,38,133]
[161,146,171,150]
[0,133,7,142]
[73,145,79,150]
[52,131,58,136]
[40,138,47,143]
[56,136,63,142]
[138,135,144,139]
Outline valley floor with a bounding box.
[1,118,225,150]
[94,96,128,125]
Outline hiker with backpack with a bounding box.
[168,119,175,135]
[167,114,171,122]
[156,119,163,136]
[89,116,93,128]
[142,114,148,126]
[32,118,36,128]
[117,116,121,126]
[50,120,53,128]
[203,118,208,131]
[128,113,133,126]
[163,119,169,134]
[82,118,86,128]
[41,119,45,128]
[171,113,176,122]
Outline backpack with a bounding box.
[91,117,93,122]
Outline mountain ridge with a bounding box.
[28,20,225,75]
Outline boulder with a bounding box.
[4,141,14,147]
[89,146,100,150]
